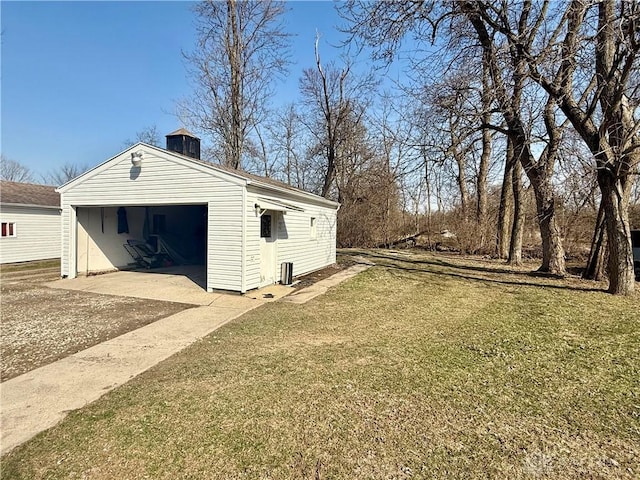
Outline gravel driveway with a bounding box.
[1,264,191,381]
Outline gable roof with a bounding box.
[200,159,337,205]
[173,150,339,208]
[58,143,339,208]
[0,181,60,208]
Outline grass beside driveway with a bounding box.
[2,250,638,479]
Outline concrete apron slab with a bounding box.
[45,270,217,306]
[0,298,264,456]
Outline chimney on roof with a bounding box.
[165,128,201,160]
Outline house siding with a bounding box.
[0,205,61,263]
[60,149,244,290]
[59,144,338,292]
[208,196,243,291]
[245,186,337,290]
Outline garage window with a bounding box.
[1,222,16,237]
[310,217,317,239]
[261,214,272,238]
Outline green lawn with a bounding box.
[2,251,639,479]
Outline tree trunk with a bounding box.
[476,53,492,252]
[594,0,635,294]
[227,0,242,169]
[583,201,607,281]
[529,175,566,275]
[599,169,635,294]
[321,147,336,198]
[425,156,433,248]
[496,139,514,258]
[508,159,524,265]
[453,150,469,222]
[476,124,490,250]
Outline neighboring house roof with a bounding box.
[0,181,60,208]
[58,143,340,209]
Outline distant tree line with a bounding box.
[177,0,638,295]
[3,1,637,295]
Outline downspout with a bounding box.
[69,206,78,279]
[241,183,247,293]
[58,202,64,278]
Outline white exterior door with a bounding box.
[259,212,277,286]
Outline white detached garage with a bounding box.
[58,130,339,293]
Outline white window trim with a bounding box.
[1,222,17,238]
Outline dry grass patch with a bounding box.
[0,259,60,274]
[2,250,639,479]
[1,269,192,380]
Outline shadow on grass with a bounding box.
[347,250,605,294]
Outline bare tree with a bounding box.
[342,1,566,273]
[476,54,493,250]
[299,36,376,198]
[42,162,89,186]
[459,1,567,275]
[1,156,33,183]
[181,0,291,170]
[268,103,305,187]
[244,126,274,177]
[369,94,415,246]
[122,125,161,148]
[474,0,640,294]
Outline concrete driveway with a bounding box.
[45,266,291,306]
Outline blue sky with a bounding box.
[1,1,369,181]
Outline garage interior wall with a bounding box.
[76,207,145,274]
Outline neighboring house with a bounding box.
[0,181,61,264]
[57,129,339,293]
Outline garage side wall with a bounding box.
[245,187,337,290]
[60,150,244,290]
[0,205,61,263]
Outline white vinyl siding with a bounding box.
[208,196,243,291]
[244,194,261,291]
[0,205,61,263]
[60,148,244,290]
[245,186,337,290]
[59,144,337,292]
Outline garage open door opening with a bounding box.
[76,204,207,288]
